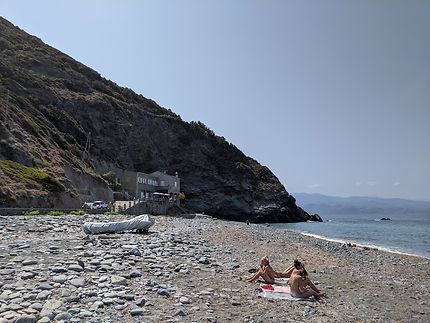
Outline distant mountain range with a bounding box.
[293,193,430,215]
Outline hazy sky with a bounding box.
[1,1,429,200]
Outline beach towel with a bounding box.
[255,283,314,301]
[83,214,154,234]
[256,277,290,285]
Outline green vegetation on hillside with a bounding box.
[48,211,64,216]
[101,171,122,191]
[23,210,40,216]
[0,160,63,192]
[71,210,85,216]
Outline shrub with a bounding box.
[0,160,63,192]
[101,171,122,191]
[48,211,64,216]
[71,210,85,216]
[101,171,116,183]
[179,192,186,202]
[104,211,119,216]
[24,210,40,216]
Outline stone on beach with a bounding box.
[179,296,190,304]
[68,264,84,272]
[70,278,86,287]
[130,308,144,316]
[22,259,38,266]
[0,213,428,322]
[111,275,127,285]
[52,275,68,284]
[14,315,37,323]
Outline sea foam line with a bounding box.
[299,232,430,260]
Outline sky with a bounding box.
[1,1,429,201]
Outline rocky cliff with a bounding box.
[0,17,319,223]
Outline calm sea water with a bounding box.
[274,213,430,259]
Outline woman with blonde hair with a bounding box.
[247,257,305,283]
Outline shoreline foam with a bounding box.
[298,231,430,260]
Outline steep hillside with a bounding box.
[0,17,317,222]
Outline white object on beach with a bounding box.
[256,277,290,285]
[256,283,314,301]
[82,214,154,234]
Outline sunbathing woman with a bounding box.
[289,269,324,299]
[247,257,305,283]
[280,259,304,278]
[247,256,281,284]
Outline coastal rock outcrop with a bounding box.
[0,17,313,222]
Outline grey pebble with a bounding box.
[175,309,186,316]
[38,283,53,290]
[130,248,141,256]
[111,275,127,286]
[157,288,170,297]
[22,259,38,266]
[21,271,36,280]
[129,270,142,278]
[135,298,146,307]
[0,269,15,275]
[180,296,190,304]
[50,267,67,273]
[102,298,114,305]
[70,278,86,287]
[123,294,135,301]
[68,264,84,272]
[114,304,128,311]
[9,303,23,310]
[130,309,144,316]
[36,318,50,323]
[15,314,37,323]
[198,257,210,265]
[30,303,43,311]
[79,310,93,317]
[36,291,51,300]
[52,275,68,284]
[231,299,241,306]
[54,312,72,321]
[67,308,81,315]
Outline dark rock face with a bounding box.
[308,214,323,222]
[0,17,313,222]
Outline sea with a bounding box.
[274,213,430,259]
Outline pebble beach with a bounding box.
[0,213,429,322]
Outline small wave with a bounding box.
[300,232,348,245]
[299,232,430,260]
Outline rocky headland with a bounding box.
[0,16,318,223]
[0,213,428,322]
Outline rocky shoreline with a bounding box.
[0,213,429,322]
